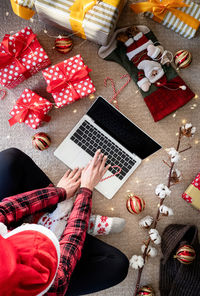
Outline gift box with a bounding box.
[10,0,35,20]
[130,0,200,39]
[9,89,52,129]
[35,0,126,46]
[43,55,96,108]
[0,27,51,89]
[182,172,200,210]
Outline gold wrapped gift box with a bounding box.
[34,0,127,45]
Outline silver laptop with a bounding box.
[54,97,161,199]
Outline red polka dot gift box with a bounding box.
[42,54,96,108]
[0,26,51,89]
[9,88,52,129]
[182,172,200,210]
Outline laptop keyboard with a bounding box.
[70,120,136,180]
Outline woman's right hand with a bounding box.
[81,149,110,191]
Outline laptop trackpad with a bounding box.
[71,150,92,169]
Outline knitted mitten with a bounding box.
[87,214,126,236]
[160,224,200,296]
[98,25,194,122]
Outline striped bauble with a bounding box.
[174,245,196,264]
[32,132,51,151]
[174,50,192,70]
[137,286,155,296]
[55,37,73,54]
[126,194,145,214]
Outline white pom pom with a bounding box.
[129,255,144,269]
[179,85,186,90]
[0,222,8,236]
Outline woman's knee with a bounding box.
[0,148,27,170]
[108,248,129,284]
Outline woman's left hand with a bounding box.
[57,168,82,198]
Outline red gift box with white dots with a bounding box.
[9,89,52,129]
[42,54,96,108]
[0,27,51,89]
[182,172,200,210]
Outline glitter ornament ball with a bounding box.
[55,37,73,54]
[32,132,51,151]
[174,245,196,264]
[137,286,155,296]
[126,194,145,214]
[174,50,192,70]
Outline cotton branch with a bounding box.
[133,124,195,296]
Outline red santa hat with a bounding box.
[0,223,60,296]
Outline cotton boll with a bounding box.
[155,184,171,199]
[159,205,174,216]
[139,216,154,228]
[181,123,196,137]
[167,147,180,163]
[149,229,161,245]
[129,255,144,269]
[141,244,157,258]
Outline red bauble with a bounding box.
[174,50,192,70]
[137,286,155,296]
[126,194,145,214]
[32,132,51,151]
[174,245,196,264]
[55,37,73,54]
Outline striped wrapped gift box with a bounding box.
[35,0,126,46]
[145,0,200,39]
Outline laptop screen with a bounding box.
[87,97,161,159]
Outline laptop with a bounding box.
[54,96,161,199]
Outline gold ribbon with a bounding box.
[185,184,200,210]
[69,0,122,39]
[130,0,200,31]
[10,0,35,20]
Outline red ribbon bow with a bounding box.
[46,62,92,99]
[0,28,36,78]
[9,94,51,127]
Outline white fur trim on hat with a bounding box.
[0,222,8,236]
[4,224,60,296]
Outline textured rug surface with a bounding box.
[0,1,200,295]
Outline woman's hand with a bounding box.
[57,168,82,198]
[81,149,110,191]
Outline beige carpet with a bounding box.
[1,1,200,295]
